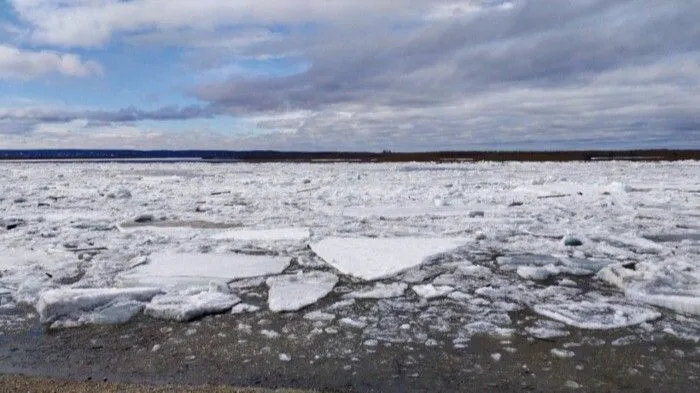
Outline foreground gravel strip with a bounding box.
[0,375,315,393]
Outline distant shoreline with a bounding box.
[0,149,698,162]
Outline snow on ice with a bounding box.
[311,237,467,280]
[212,227,310,242]
[0,160,698,341]
[144,287,240,322]
[266,271,338,312]
[118,252,290,288]
[36,287,162,324]
[533,300,661,329]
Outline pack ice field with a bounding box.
[1,161,699,350]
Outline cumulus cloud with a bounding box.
[0,44,102,79]
[9,0,439,47]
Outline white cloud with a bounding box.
[9,0,505,47]
[0,44,102,79]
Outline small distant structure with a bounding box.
[381,149,392,155]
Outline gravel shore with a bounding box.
[0,375,314,393]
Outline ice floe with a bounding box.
[144,287,240,321]
[533,300,661,329]
[36,287,162,324]
[311,237,467,280]
[118,252,290,288]
[212,227,310,242]
[266,272,338,312]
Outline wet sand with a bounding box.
[0,305,698,393]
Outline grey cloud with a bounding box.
[195,1,700,112]
[0,104,219,124]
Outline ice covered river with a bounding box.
[1,161,699,346]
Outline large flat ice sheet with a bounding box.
[212,227,310,242]
[118,252,290,288]
[311,237,466,280]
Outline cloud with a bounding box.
[9,0,440,47]
[0,104,217,124]
[0,44,102,79]
[3,0,699,150]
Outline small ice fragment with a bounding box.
[303,311,336,322]
[491,353,502,362]
[551,348,575,358]
[339,317,367,329]
[364,339,378,347]
[564,380,580,389]
[231,303,260,314]
[260,329,280,339]
[412,284,454,299]
[516,266,555,281]
[279,353,291,362]
[151,344,161,352]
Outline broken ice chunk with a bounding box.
[144,288,240,322]
[412,284,454,299]
[266,272,338,312]
[36,287,162,324]
[533,300,661,330]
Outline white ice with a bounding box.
[344,282,408,299]
[144,287,240,321]
[1,161,698,334]
[118,252,290,289]
[212,227,310,242]
[533,300,661,329]
[266,271,338,312]
[310,237,467,280]
[36,287,162,324]
[412,284,455,299]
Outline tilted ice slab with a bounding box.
[533,300,661,330]
[144,287,240,322]
[599,263,700,316]
[212,227,310,242]
[36,287,162,324]
[266,272,338,312]
[118,252,290,289]
[311,237,467,281]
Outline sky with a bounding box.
[0,0,698,151]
